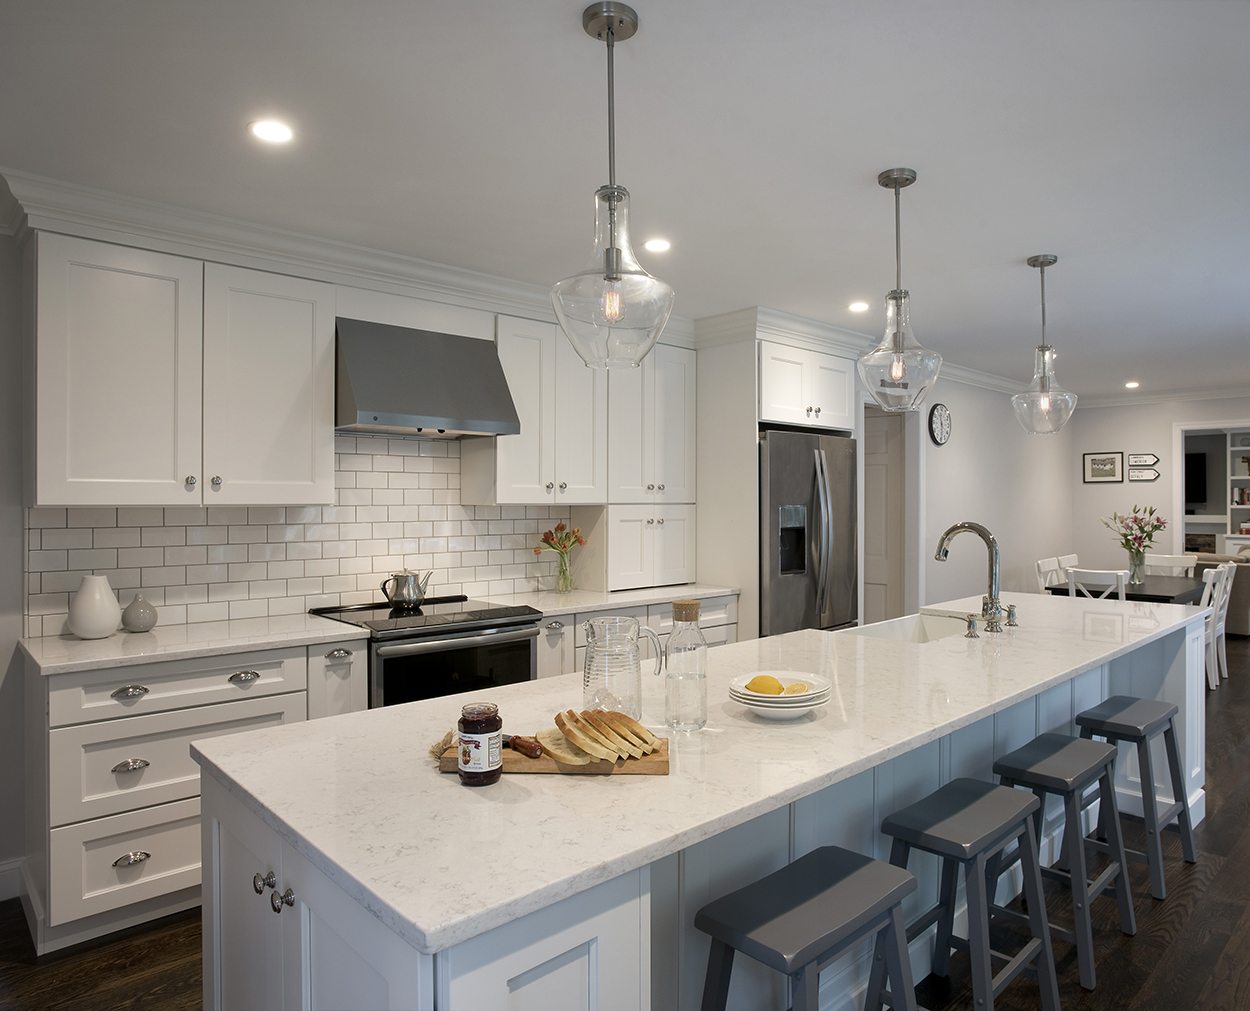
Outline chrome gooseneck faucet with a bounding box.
[935,522,1005,632]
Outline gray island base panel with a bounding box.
[193,591,1206,1010]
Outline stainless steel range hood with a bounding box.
[335,318,520,437]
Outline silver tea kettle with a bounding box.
[380,569,432,608]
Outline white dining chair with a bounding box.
[1066,567,1128,601]
[1057,553,1079,571]
[1145,553,1198,577]
[1199,563,1235,689]
[1036,557,1063,593]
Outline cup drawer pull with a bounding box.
[112,850,150,868]
[111,758,150,774]
[228,670,261,684]
[110,684,150,700]
[324,648,353,660]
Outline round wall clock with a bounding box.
[929,403,951,445]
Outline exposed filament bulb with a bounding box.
[602,281,623,323]
[889,353,906,383]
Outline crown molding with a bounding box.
[0,167,696,343]
[1077,387,1250,410]
[0,183,21,237]
[937,362,1021,395]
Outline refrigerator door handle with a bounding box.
[814,448,831,617]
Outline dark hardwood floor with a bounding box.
[1,636,1247,1010]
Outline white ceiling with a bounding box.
[2,0,1248,401]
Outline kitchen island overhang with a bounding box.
[194,591,1207,1009]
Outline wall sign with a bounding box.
[1127,453,1159,467]
[1128,467,1160,482]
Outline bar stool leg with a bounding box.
[700,938,734,1011]
[1098,766,1137,936]
[1063,789,1097,990]
[1136,737,1168,900]
[1018,825,1062,1011]
[931,858,959,978]
[1163,720,1198,864]
[866,838,912,1009]
[792,961,818,1011]
[882,903,918,1011]
[964,852,995,1011]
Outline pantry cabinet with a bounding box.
[608,343,697,503]
[758,340,855,431]
[29,233,336,506]
[588,504,696,591]
[461,315,608,505]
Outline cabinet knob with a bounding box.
[112,850,150,869]
[559,482,567,491]
[657,518,665,525]
[545,482,554,492]
[111,757,150,775]
[806,406,813,415]
[647,483,655,491]
[185,475,197,488]
[546,620,564,631]
[271,888,296,914]
[657,484,665,491]
[211,476,223,489]
[814,406,822,416]
[324,648,353,660]
[647,518,655,525]
[253,871,276,895]
[110,684,150,700]
[228,670,261,685]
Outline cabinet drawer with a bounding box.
[49,693,306,827]
[574,606,650,647]
[647,595,738,634]
[48,797,201,926]
[48,648,308,727]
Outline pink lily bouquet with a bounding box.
[1101,504,1166,584]
[533,521,586,593]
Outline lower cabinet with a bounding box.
[572,504,696,592]
[536,617,575,678]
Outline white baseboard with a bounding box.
[0,856,22,901]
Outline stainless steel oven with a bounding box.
[310,596,542,707]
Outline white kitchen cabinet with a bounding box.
[202,264,336,505]
[536,617,575,678]
[604,504,696,591]
[608,343,696,503]
[758,340,855,431]
[30,233,336,506]
[461,315,608,505]
[306,640,368,718]
[32,232,204,506]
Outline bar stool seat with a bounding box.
[1076,695,1197,900]
[880,777,1039,860]
[695,846,918,1011]
[995,732,1117,793]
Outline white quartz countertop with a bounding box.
[19,614,364,675]
[190,591,1205,955]
[482,582,738,617]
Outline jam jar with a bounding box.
[457,703,503,786]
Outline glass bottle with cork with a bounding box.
[664,599,708,731]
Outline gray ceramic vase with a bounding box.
[122,593,159,633]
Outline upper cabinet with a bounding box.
[758,341,855,431]
[608,344,696,504]
[461,315,608,505]
[31,234,335,506]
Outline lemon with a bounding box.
[782,681,810,695]
[746,674,784,695]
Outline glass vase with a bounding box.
[1128,548,1146,586]
[555,552,574,594]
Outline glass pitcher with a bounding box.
[583,615,662,719]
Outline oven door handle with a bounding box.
[375,626,540,658]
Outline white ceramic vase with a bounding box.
[67,574,122,639]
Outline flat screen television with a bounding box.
[1185,452,1207,505]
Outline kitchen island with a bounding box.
[192,591,1206,1010]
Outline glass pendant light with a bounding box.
[857,168,942,412]
[1011,254,1077,434]
[551,3,674,369]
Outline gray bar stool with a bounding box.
[1075,695,1197,899]
[694,846,918,1011]
[864,778,1060,1011]
[990,732,1136,990]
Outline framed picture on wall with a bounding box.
[1083,451,1124,483]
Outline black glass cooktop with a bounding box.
[309,595,542,639]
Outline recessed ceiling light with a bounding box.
[248,119,293,144]
[848,301,869,313]
[1124,381,1140,389]
[643,238,671,253]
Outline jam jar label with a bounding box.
[458,731,502,773]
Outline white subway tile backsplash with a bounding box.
[23,435,571,632]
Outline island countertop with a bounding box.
[191,591,1205,955]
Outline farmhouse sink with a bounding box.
[842,612,968,644]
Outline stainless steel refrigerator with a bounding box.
[759,429,857,635]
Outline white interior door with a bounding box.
[863,407,905,622]
[494,316,557,503]
[653,345,697,503]
[607,506,654,590]
[553,333,608,503]
[202,264,334,504]
[35,233,203,505]
[758,342,809,426]
[608,360,652,502]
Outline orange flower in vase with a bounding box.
[533,521,586,593]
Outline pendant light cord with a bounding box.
[1039,262,1047,348]
[894,185,902,291]
[605,26,616,188]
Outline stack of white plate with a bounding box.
[729,671,831,721]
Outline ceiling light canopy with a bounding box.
[550,3,674,369]
[248,119,293,144]
[1011,254,1077,434]
[856,168,942,412]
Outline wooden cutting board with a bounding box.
[439,737,669,776]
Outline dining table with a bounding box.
[1046,574,1206,605]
